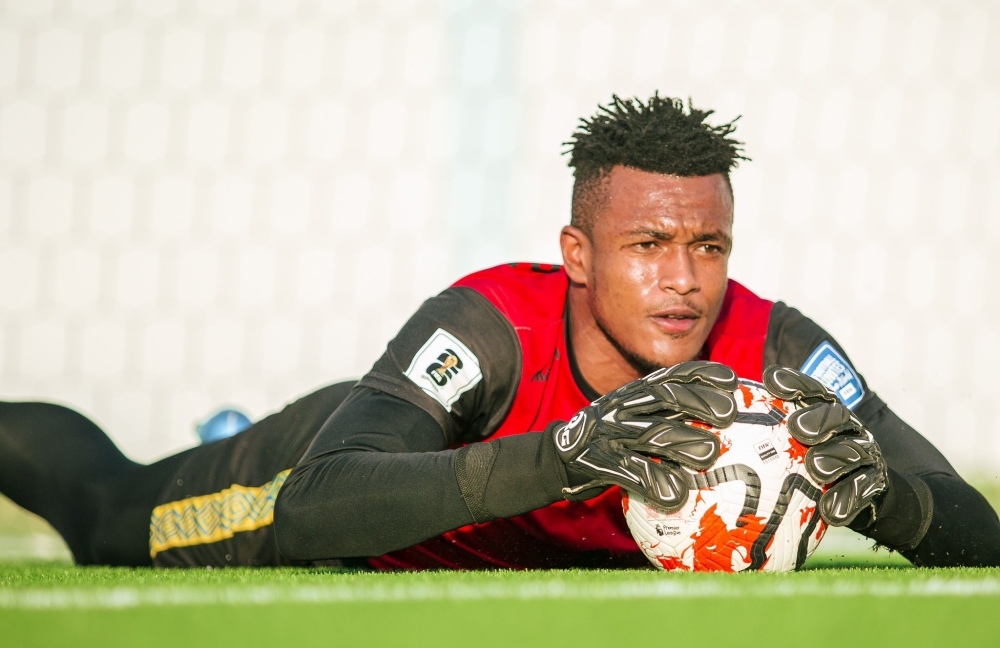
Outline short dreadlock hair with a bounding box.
[565,94,748,236]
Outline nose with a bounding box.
[657,246,700,295]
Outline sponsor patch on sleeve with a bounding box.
[404,328,483,412]
[799,341,865,409]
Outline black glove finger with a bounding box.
[629,421,720,470]
[762,365,838,404]
[560,459,614,502]
[639,382,737,428]
[599,363,684,405]
[561,436,645,491]
[804,435,879,485]
[604,364,736,414]
[654,361,739,391]
[818,465,888,527]
[561,441,691,512]
[623,452,691,512]
[560,481,613,502]
[787,401,856,446]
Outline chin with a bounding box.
[647,334,706,364]
[645,342,704,369]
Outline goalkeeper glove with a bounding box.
[762,365,888,527]
[551,361,738,512]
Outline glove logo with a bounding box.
[556,410,587,453]
[404,329,482,412]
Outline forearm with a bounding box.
[842,398,1000,566]
[850,469,1000,567]
[274,447,469,560]
[901,474,1000,567]
[273,432,568,561]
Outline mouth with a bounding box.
[649,307,702,335]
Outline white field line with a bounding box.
[1,577,999,609]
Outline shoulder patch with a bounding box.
[799,341,865,409]
[404,328,483,412]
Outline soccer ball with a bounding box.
[623,380,827,572]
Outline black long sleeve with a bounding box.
[273,388,569,561]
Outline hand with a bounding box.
[551,361,738,512]
[762,365,888,527]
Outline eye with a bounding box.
[632,240,658,251]
[696,243,724,255]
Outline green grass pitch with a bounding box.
[3,562,1000,647]
[2,496,1000,647]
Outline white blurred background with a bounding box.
[0,0,997,476]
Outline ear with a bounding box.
[560,225,592,285]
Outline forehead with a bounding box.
[599,166,733,232]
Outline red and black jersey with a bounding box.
[151,262,993,569]
[348,263,949,570]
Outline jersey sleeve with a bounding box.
[356,286,522,444]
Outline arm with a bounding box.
[765,302,1000,566]
[273,288,571,561]
[275,362,743,562]
[273,286,739,561]
[858,400,1000,566]
[274,388,569,560]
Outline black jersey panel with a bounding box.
[852,398,957,478]
[357,287,522,444]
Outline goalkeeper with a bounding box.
[0,95,996,569]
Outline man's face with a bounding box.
[577,166,733,372]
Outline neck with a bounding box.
[567,283,645,395]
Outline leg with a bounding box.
[0,402,148,563]
[150,381,357,567]
[0,382,358,567]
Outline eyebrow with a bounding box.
[626,228,733,248]
[693,231,733,247]
[626,228,672,241]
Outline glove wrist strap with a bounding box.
[852,468,933,551]
[455,442,499,524]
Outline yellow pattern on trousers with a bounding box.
[149,469,291,558]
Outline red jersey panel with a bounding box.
[367,263,774,570]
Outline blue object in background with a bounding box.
[196,408,253,444]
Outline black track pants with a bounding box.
[0,382,354,566]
